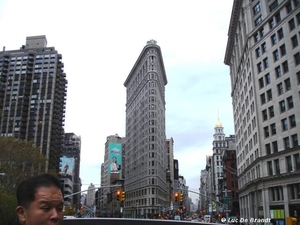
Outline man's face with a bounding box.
[16,186,64,225]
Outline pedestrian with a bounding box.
[13,174,64,225]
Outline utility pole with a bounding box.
[223,189,230,225]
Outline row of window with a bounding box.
[266,134,298,155]
[260,85,293,108]
[267,153,300,177]
[260,72,300,102]
[253,1,300,41]
[9,58,56,66]
[263,114,296,138]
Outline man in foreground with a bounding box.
[14,174,64,225]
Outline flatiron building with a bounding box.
[123,40,168,218]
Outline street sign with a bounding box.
[224,197,232,204]
[223,209,231,213]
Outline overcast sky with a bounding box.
[0,0,235,202]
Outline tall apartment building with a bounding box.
[166,138,175,207]
[86,183,96,207]
[0,36,67,172]
[203,155,213,215]
[100,134,124,217]
[123,40,168,218]
[61,133,82,211]
[224,0,300,221]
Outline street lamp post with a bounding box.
[223,189,231,225]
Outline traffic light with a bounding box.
[180,193,183,204]
[121,191,126,202]
[174,192,179,202]
[286,217,297,225]
[116,190,121,201]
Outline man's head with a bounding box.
[15,174,64,225]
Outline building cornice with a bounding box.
[124,41,167,87]
[224,0,243,65]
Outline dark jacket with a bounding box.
[12,217,22,225]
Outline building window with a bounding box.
[277,28,284,40]
[267,161,273,175]
[271,123,276,135]
[281,118,288,131]
[277,83,284,95]
[255,16,263,26]
[263,58,269,68]
[297,71,300,84]
[267,89,272,101]
[291,134,300,147]
[273,50,279,61]
[289,18,296,31]
[264,126,270,138]
[279,100,286,112]
[275,159,280,174]
[286,2,292,13]
[284,137,290,149]
[262,109,268,121]
[257,62,263,73]
[260,93,266,105]
[286,155,292,171]
[254,33,260,42]
[269,19,275,29]
[265,73,271,84]
[256,47,261,58]
[282,61,289,73]
[289,114,296,128]
[272,141,278,153]
[261,42,267,53]
[294,52,300,66]
[294,153,300,170]
[284,78,291,91]
[265,143,271,154]
[271,34,277,45]
[291,35,299,48]
[275,12,281,23]
[259,77,264,89]
[297,12,300,24]
[253,2,261,15]
[269,0,279,12]
[289,183,300,199]
[269,106,275,118]
[275,66,282,78]
[260,28,265,37]
[280,44,286,56]
[270,186,283,201]
[287,96,294,109]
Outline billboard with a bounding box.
[108,142,122,174]
[59,156,74,177]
